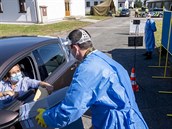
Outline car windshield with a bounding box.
[122,9,129,12]
[150,8,163,11]
[154,8,163,11]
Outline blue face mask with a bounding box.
[10,72,23,83]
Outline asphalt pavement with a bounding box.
[80,16,172,129]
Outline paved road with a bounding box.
[85,17,135,51]
[81,16,172,129]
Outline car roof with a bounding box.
[122,8,128,10]
[0,36,60,77]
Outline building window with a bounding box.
[94,1,98,6]
[19,0,26,13]
[120,3,122,7]
[100,1,104,4]
[86,2,90,7]
[0,0,3,13]
[164,2,171,10]
[40,6,47,16]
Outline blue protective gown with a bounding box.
[43,50,149,129]
[144,19,157,52]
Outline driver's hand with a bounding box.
[35,108,47,128]
[4,91,15,96]
[39,82,54,94]
[45,85,54,94]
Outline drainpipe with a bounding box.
[34,0,40,23]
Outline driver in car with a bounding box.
[0,64,53,103]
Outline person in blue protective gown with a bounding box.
[35,28,149,129]
[143,13,157,59]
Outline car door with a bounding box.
[31,40,83,129]
[32,39,78,91]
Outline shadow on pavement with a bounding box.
[104,48,172,129]
[114,32,130,35]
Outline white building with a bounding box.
[85,0,118,14]
[0,0,85,23]
[85,0,135,14]
[147,0,172,10]
[118,0,135,9]
[85,0,104,13]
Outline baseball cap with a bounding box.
[66,29,91,45]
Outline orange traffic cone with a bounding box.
[130,67,139,92]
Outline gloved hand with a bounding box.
[35,108,47,128]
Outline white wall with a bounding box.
[37,0,65,23]
[114,0,118,11]
[70,0,85,17]
[0,0,37,23]
[0,0,85,23]
[0,0,65,23]
[118,0,134,8]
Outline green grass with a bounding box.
[0,17,163,46]
[0,21,92,37]
[0,16,112,37]
[154,20,162,47]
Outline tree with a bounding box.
[135,0,142,8]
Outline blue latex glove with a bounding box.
[35,108,47,128]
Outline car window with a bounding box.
[2,57,35,81]
[122,9,128,11]
[0,57,36,108]
[60,38,70,57]
[153,8,163,11]
[33,44,66,80]
[18,57,36,79]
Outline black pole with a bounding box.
[134,24,139,68]
[134,37,136,68]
